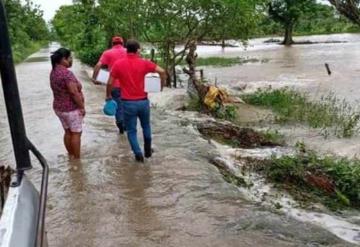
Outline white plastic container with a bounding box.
[96,69,110,85]
[145,73,161,93]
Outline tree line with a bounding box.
[49,0,360,85]
[5,0,49,63]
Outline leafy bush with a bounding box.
[6,0,49,63]
[77,45,105,66]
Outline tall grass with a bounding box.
[243,89,360,138]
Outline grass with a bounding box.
[242,88,360,138]
[12,41,48,64]
[193,56,267,67]
[261,129,284,144]
[140,53,268,68]
[215,163,248,187]
[185,96,202,112]
[214,104,238,121]
[248,149,360,210]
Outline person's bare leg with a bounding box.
[70,132,82,159]
[64,129,73,156]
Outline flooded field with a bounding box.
[0,39,358,246]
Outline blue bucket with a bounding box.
[103,99,118,116]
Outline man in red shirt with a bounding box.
[108,39,167,162]
[92,36,126,133]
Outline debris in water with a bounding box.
[325,63,331,75]
[197,121,281,148]
[0,165,13,212]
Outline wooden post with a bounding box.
[173,64,177,88]
[150,48,155,62]
[325,63,331,76]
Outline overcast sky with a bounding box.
[32,0,73,22]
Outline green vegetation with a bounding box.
[214,105,238,121]
[185,93,238,122]
[213,160,248,187]
[243,89,360,138]
[251,150,360,209]
[5,0,49,63]
[52,4,106,66]
[268,0,316,45]
[186,57,266,67]
[47,0,360,91]
[13,41,47,64]
[258,2,359,42]
[261,129,284,144]
[295,3,360,35]
[52,0,259,85]
[185,96,202,112]
[329,1,360,27]
[185,95,238,123]
[194,57,242,67]
[50,0,360,86]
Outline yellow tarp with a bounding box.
[203,86,229,109]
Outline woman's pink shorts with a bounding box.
[55,109,84,133]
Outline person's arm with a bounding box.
[67,82,85,115]
[154,65,167,91]
[106,76,114,100]
[92,61,103,85]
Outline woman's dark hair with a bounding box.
[126,39,140,53]
[51,48,71,69]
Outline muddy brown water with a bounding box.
[0,43,354,246]
[201,33,360,159]
[201,33,360,104]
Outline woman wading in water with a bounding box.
[50,48,85,159]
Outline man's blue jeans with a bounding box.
[111,88,124,124]
[123,99,151,156]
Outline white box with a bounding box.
[96,69,110,84]
[145,73,161,93]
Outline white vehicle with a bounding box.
[0,2,49,247]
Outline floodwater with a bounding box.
[0,41,357,246]
[202,33,360,158]
[202,33,360,104]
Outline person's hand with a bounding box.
[91,78,101,85]
[79,108,86,117]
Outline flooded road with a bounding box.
[0,43,355,246]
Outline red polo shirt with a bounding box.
[111,54,157,100]
[99,45,126,88]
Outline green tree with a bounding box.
[257,2,358,36]
[296,3,357,34]
[268,0,316,45]
[4,0,49,62]
[96,0,260,86]
[52,0,261,85]
[97,0,143,41]
[52,2,106,65]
